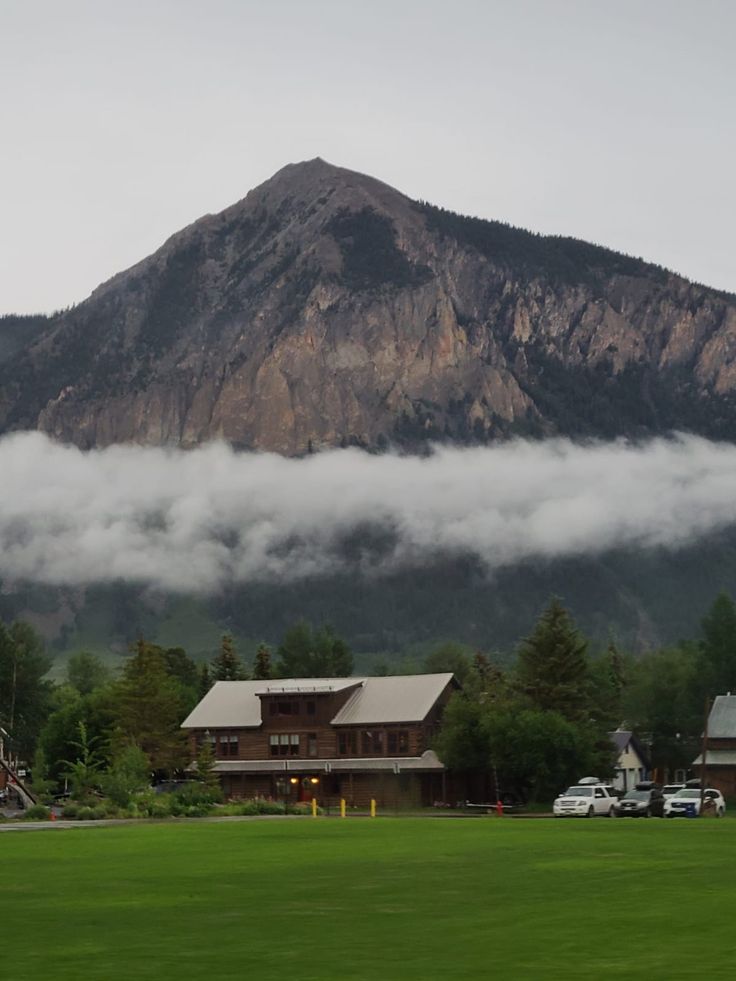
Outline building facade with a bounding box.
[181,674,456,809]
[692,694,736,796]
[609,729,650,792]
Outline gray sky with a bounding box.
[2,0,734,315]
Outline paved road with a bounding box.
[0,814,315,832]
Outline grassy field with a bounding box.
[2,817,735,980]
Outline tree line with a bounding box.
[3,590,736,804]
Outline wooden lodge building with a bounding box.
[181,673,457,808]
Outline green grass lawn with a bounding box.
[2,817,735,980]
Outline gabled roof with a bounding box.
[181,673,454,730]
[609,728,650,768]
[609,730,631,754]
[706,695,736,738]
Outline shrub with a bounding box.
[62,802,79,819]
[287,802,322,816]
[75,806,96,821]
[100,745,151,807]
[172,782,222,807]
[23,804,51,821]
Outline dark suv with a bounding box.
[613,782,665,818]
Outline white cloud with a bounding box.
[1,431,735,592]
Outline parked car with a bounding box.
[664,788,726,817]
[662,784,685,800]
[553,782,617,817]
[613,783,665,818]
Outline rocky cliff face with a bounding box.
[2,158,735,452]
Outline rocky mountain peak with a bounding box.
[1,162,735,452]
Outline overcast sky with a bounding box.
[2,0,734,315]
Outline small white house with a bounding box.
[609,729,650,792]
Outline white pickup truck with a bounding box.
[553,778,618,817]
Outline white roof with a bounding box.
[331,674,454,725]
[181,674,454,730]
[706,695,736,738]
[188,749,445,773]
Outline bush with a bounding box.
[23,804,51,821]
[75,806,96,821]
[62,802,79,819]
[172,782,222,807]
[100,745,151,807]
[287,802,322,816]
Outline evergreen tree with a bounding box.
[211,634,246,681]
[0,618,52,758]
[198,663,213,699]
[515,598,592,723]
[114,639,188,774]
[276,622,353,677]
[424,642,473,685]
[276,622,313,676]
[252,644,273,680]
[195,734,219,791]
[312,625,353,676]
[67,651,111,695]
[699,592,736,695]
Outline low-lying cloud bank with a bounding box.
[1,431,736,592]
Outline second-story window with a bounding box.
[387,730,409,754]
[338,731,357,755]
[218,734,239,757]
[308,734,317,757]
[269,734,301,756]
[361,730,384,755]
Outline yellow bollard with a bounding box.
[370,798,376,818]
[312,797,318,818]
[340,798,346,818]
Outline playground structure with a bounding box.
[0,727,37,810]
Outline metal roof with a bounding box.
[255,679,361,696]
[706,695,736,738]
[191,749,445,774]
[331,674,454,726]
[181,674,454,730]
[692,750,736,766]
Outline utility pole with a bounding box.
[700,695,710,813]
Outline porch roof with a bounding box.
[189,749,445,774]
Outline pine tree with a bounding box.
[115,639,188,774]
[198,663,213,698]
[699,592,736,695]
[252,644,273,680]
[515,598,592,723]
[195,734,219,791]
[211,634,246,681]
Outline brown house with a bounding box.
[692,694,736,796]
[181,673,456,808]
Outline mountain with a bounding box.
[2,158,736,450]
